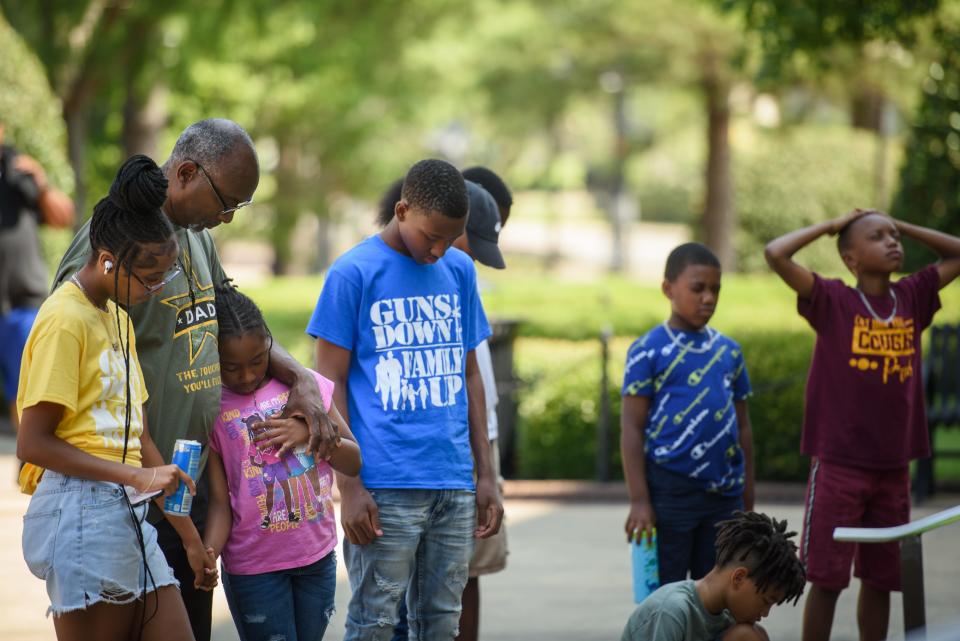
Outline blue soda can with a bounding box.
[631,528,660,603]
[164,439,202,516]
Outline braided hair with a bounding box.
[215,280,270,341]
[86,154,175,637]
[714,511,807,605]
[88,154,174,268]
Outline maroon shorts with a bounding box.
[800,458,910,592]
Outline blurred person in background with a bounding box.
[0,121,76,432]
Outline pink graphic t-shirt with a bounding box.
[210,370,336,575]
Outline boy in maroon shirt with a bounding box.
[764,209,960,641]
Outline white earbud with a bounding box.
[104,260,114,274]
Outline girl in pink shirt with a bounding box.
[204,285,361,640]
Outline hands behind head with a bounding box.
[829,208,896,236]
[829,208,871,235]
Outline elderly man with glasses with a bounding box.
[52,118,339,641]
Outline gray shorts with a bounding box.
[22,470,179,616]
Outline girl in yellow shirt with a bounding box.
[17,155,215,641]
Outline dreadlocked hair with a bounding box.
[215,280,270,340]
[714,511,807,605]
[88,154,174,269]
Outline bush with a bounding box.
[516,357,623,479]
[0,15,73,194]
[513,331,814,481]
[735,125,893,273]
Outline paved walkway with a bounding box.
[2,440,958,641]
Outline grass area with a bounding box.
[246,271,960,482]
[934,429,960,483]
[246,269,960,353]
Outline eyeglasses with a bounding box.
[189,158,252,217]
[129,264,182,294]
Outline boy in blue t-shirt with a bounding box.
[621,242,755,585]
[308,159,503,641]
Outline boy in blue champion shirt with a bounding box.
[621,242,756,584]
[308,159,504,641]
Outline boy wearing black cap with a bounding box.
[450,179,509,641]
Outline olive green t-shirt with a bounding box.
[53,222,227,469]
[621,580,735,641]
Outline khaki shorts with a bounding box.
[470,439,508,577]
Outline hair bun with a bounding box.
[107,154,169,215]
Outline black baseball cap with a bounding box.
[465,181,505,269]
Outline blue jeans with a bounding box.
[0,306,38,400]
[222,551,337,641]
[344,489,475,641]
[646,464,743,584]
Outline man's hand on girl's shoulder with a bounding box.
[284,377,340,459]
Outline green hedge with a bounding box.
[514,331,813,481]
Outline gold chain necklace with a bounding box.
[71,275,119,351]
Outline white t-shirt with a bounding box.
[474,338,499,441]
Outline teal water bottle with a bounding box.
[631,528,660,603]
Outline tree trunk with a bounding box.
[63,100,88,221]
[120,18,166,160]
[701,60,735,271]
[851,84,885,133]
[271,142,301,275]
[122,82,168,159]
[313,213,332,273]
[608,83,629,273]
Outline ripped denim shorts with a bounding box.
[22,470,179,616]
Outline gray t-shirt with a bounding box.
[53,221,228,470]
[621,580,735,641]
[0,144,48,312]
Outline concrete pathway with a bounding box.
[2,441,958,641]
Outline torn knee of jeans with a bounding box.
[244,612,267,624]
[373,570,404,601]
[450,565,469,589]
[373,570,404,627]
[323,605,336,621]
[266,636,286,641]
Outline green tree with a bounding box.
[0,12,72,190]
[891,18,960,269]
[456,0,751,269]
[3,1,462,271]
[0,1,190,213]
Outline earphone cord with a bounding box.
[114,263,158,639]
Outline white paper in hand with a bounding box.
[124,485,163,506]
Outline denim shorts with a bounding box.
[22,470,179,616]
